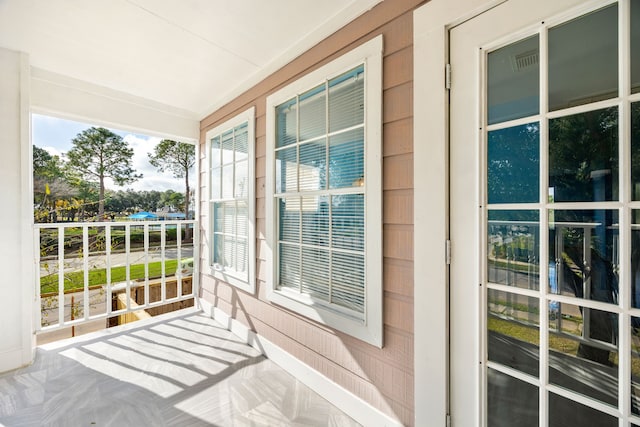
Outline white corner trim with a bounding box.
[20,52,35,368]
[413,0,507,425]
[199,299,402,427]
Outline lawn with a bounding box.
[40,259,179,294]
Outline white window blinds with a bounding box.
[266,36,382,346]
[208,108,255,292]
[274,65,367,315]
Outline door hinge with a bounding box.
[446,239,451,265]
[446,413,451,427]
[445,63,452,90]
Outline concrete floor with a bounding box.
[0,308,360,427]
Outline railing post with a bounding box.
[125,223,131,311]
[106,224,112,317]
[161,222,166,302]
[583,227,592,341]
[34,227,41,332]
[144,222,150,306]
[58,225,65,328]
[177,222,182,298]
[71,294,75,337]
[193,219,200,299]
[83,224,89,321]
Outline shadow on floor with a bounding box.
[0,309,360,426]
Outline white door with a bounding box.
[450,0,640,425]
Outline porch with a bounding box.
[0,0,420,425]
[0,308,359,426]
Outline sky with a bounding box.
[32,114,193,193]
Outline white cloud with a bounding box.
[105,175,182,192]
[114,134,192,193]
[115,134,195,192]
[41,146,63,158]
[32,113,192,194]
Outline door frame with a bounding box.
[413,1,508,424]
[415,0,626,425]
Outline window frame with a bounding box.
[205,107,256,294]
[265,36,383,347]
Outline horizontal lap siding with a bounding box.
[199,1,424,424]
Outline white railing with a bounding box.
[34,220,198,333]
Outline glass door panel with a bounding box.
[487,210,540,289]
[450,0,640,425]
[488,124,540,204]
[488,368,539,426]
[488,289,540,376]
[548,4,618,111]
[548,108,618,202]
[548,393,618,426]
[548,209,619,304]
[632,0,640,94]
[632,102,640,200]
[631,317,640,415]
[548,300,618,405]
[479,1,632,425]
[487,35,540,125]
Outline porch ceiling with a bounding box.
[0,0,381,119]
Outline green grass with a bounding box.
[489,316,629,373]
[40,259,179,294]
[488,316,540,346]
[488,258,538,275]
[488,316,583,353]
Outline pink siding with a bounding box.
[199,1,423,424]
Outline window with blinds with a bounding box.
[207,108,255,293]
[265,36,383,346]
[275,65,366,314]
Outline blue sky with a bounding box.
[32,114,190,192]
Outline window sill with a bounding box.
[208,267,254,294]
[267,288,382,348]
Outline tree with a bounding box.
[33,146,64,180]
[139,190,162,212]
[72,179,100,220]
[66,127,141,218]
[159,189,185,211]
[148,139,195,218]
[487,123,539,204]
[549,107,618,202]
[33,145,79,222]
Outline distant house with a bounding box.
[157,212,186,221]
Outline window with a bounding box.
[206,107,255,293]
[265,36,383,346]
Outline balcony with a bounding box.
[0,308,359,426]
[34,220,197,343]
[8,220,361,425]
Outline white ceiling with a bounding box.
[0,0,382,119]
